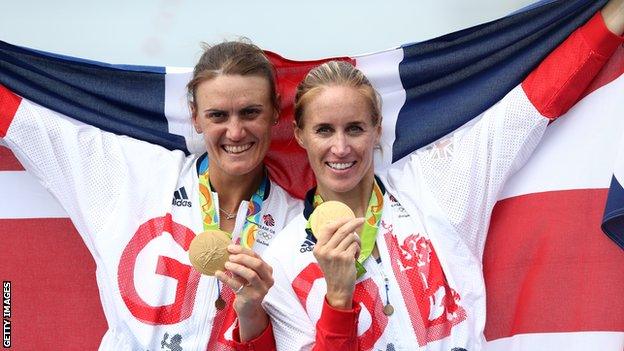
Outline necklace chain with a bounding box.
[219,207,236,220]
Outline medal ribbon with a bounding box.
[197,165,268,249]
[307,180,383,278]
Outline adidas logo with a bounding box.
[172,187,192,207]
[299,229,316,253]
[299,239,315,253]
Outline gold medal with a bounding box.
[189,230,231,276]
[215,296,226,310]
[309,201,355,238]
[383,303,394,316]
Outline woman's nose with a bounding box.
[226,119,246,141]
[330,134,350,157]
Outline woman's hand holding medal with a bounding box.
[310,201,364,310]
[188,230,274,341]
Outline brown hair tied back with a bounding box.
[187,39,280,112]
[294,60,382,128]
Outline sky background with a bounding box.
[1,0,536,67]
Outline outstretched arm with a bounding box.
[602,0,624,35]
[395,0,624,262]
[523,0,624,119]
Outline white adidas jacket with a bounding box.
[0,95,302,350]
[262,13,621,351]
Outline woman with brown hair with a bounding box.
[187,41,303,349]
[0,40,302,350]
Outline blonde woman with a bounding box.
[259,2,624,350]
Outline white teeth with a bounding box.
[223,143,252,154]
[327,162,355,170]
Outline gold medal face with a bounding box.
[189,230,231,276]
[383,304,394,316]
[215,297,226,310]
[309,201,355,238]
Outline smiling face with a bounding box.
[192,74,277,181]
[295,85,381,198]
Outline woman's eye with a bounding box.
[208,111,226,119]
[347,125,364,134]
[241,108,261,118]
[315,126,332,134]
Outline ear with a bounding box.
[293,120,305,148]
[272,108,280,126]
[190,105,202,134]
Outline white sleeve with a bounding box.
[387,86,548,259]
[3,97,176,253]
[263,250,316,351]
